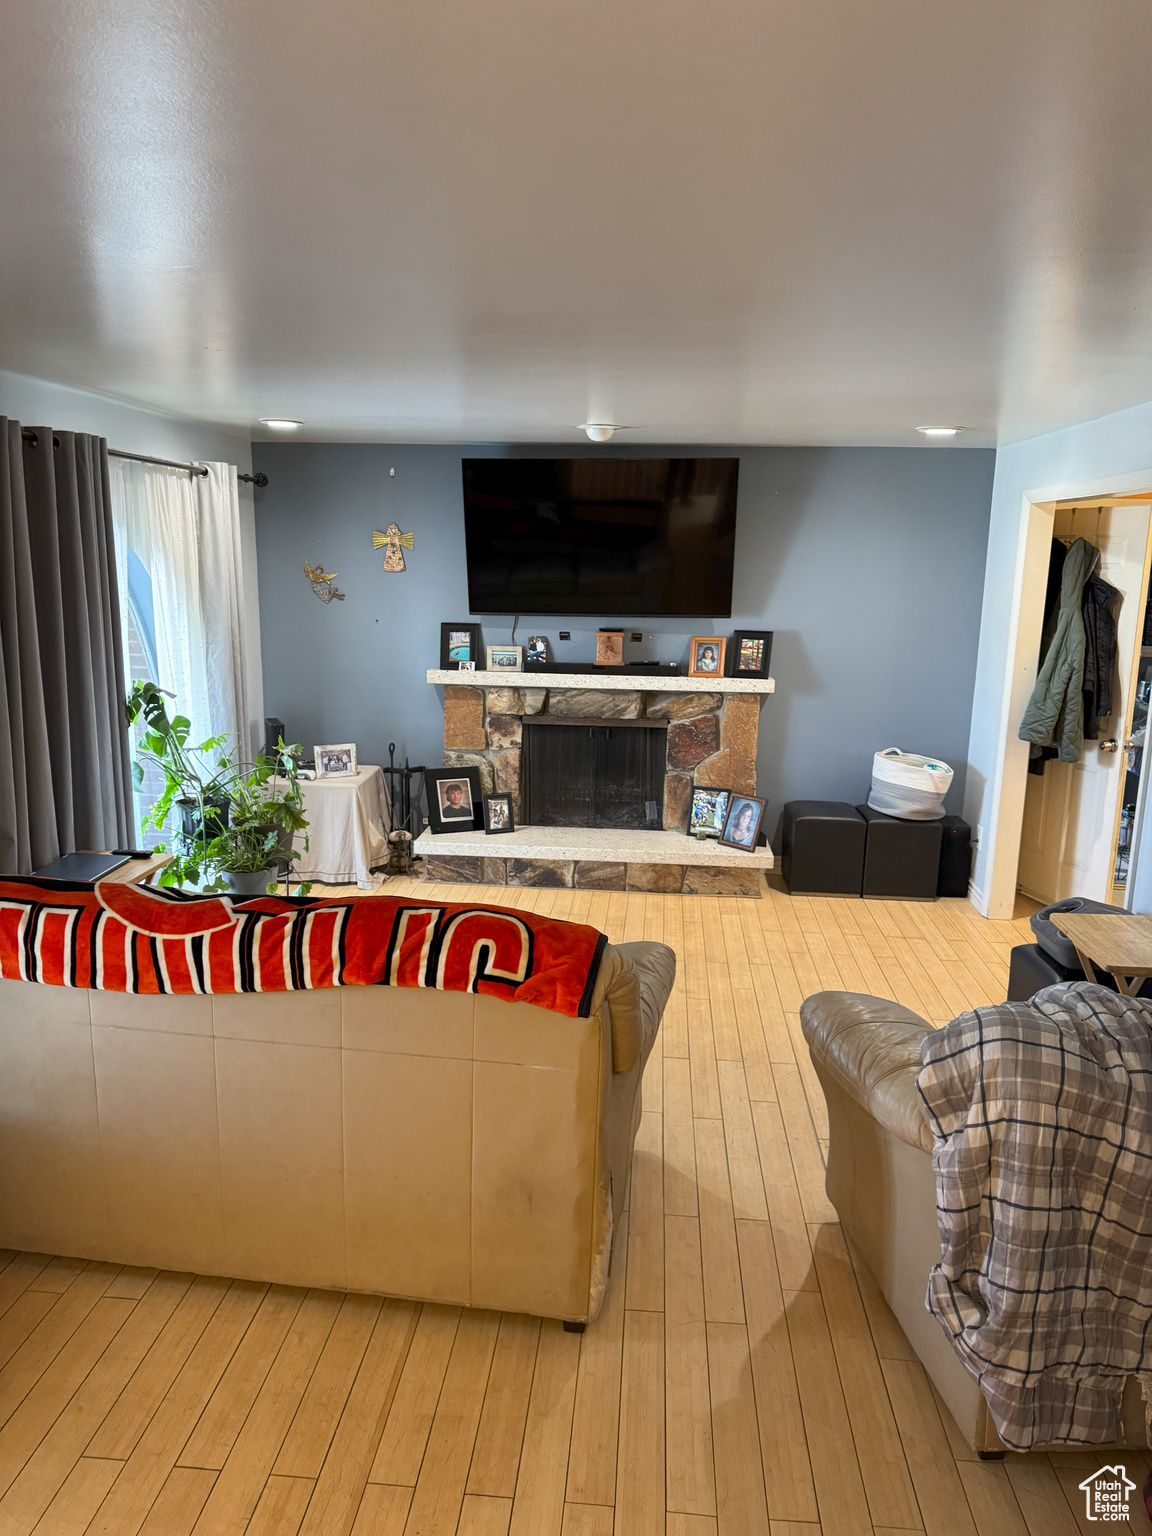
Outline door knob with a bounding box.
[1101,740,1119,752]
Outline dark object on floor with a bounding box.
[978,1451,1005,1461]
[1008,942,1084,1001]
[1030,896,1129,968]
[780,802,866,895]
[31,851,127,881]
[936,816,972,898]
[856,805,943,899]
[383,743,427,872]
[563,1320,586,1333]
[1006,942,1152,1003]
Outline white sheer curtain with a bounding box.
[110,459,251,759]
[196,462,250,759]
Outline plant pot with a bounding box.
[258,822,297,862]
[225,869,275,896]
[175,797,230,847]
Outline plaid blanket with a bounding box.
[0,878,608,1019]
[918,983,1152,1450]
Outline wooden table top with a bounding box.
[1049,911,1152,973]
[96,852,172,885]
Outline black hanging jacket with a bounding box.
[1082,571,1119,740]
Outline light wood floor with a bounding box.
[0,876,1143,1536]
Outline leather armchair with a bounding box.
[800,991,1147,1453]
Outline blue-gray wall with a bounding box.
[253,443,994,823]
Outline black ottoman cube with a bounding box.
[780,802,865,895]
[856,805,943,899]
[937,815,972,898]
[1007,942,1081,1001]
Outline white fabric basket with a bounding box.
[867,748,953,821]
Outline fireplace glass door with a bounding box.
[521,722,666,830]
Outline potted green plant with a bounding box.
[202,741,310,895]
[127,681,309,894]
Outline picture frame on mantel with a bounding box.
[688,636,726,678]
[440,622,482,670]
[486,644,523,672]
[727,629,773,679]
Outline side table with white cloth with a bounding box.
[277,765,392,888]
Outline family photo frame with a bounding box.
[486,644,523,671]
[483,792,515,834]
[314,743,357,777]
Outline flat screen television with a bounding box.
[462,457,738,616]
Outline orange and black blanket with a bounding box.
[0,878,608,1019]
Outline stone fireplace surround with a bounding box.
[419,670,775,896]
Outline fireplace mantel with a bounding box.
[427,669,774,693]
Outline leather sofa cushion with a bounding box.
[800,991,934,1152]
[591,941,677,1075]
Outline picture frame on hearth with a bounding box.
[688,786,730,839]
[688,635,726,678]
[727,629,773,679]
[486,644,523,671]
[425,766,485,833]
[718,793,767,851]
[483,792,515,834]
[440,622,482,670]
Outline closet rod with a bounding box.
[19,428,269,487]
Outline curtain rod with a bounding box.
[19,428,269,488]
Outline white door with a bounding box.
[1017,503,1152,905]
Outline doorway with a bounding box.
[1015,498,1152,908]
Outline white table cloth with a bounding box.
[280,765,392,888]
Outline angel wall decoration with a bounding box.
[304,562,345,603]
[373,522,414,572]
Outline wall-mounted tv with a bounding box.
[462,457,738,617]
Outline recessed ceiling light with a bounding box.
[579,422,618,442]
[259,418,303,431]
[917,425,963,436]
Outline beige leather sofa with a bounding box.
[801,991,1147,1454]
[0,939,673,1325]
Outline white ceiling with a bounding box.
[3,0,1152,448]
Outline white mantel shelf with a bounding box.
[416,826,775,869]
[426,669,775,694]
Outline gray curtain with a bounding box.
[0,418,133,872]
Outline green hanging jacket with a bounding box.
[1018,536,1098,764]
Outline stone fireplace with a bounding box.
[440,683,761,828]
[419,669,774,895]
